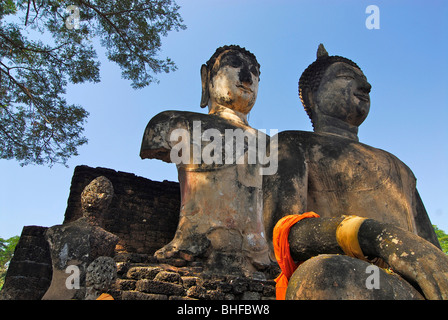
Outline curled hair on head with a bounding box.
[298,44,361,125]
[205,44,261,77]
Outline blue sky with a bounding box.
[1,0,447,239]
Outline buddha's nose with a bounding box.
[360,79,372,94]
[239,66,253,84]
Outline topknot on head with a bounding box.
[316,43,329,59]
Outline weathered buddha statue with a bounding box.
[264,44,439,248]
[42,176,118,300]
[263,44,448,300]
[140,45,273,277]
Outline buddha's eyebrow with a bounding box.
[220,52,256,67]
[336,66,367,80]
[221,55,242,67]
[337,66,357,75]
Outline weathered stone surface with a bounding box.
[154,271,183,284]
[85,256,117,299]
[264,44,439,249]
[126,266,163,280]
[122,291,168,300]
[186,285,207,299]
[264,44,443,300]
[265,130,439,246]
[42,176,119,300]
[64,165,180,255]
[1,166,278,301]
[140,45,271,277]
[262,283,276,297]
[181,276,200,288]
[115,252,152,264]
[285,254,424,300]
[116,279,136,291]
[247,279,265,292]
[136,279,185,296]
[229,277,248,294]
[81,176,114,219]
[358,218,448,300]
[242,291,261,300]
[114,262,276,301]
[216,281,233,293]
[205,289,226,300]
[169,295,197,300]
[157,258,187,267]
[42,218,119,300]
[0,226,52,300]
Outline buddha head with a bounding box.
[299,44,372,134]
[81,176,114,225]
[200,45,260,116]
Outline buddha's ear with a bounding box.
[200,64,209,108]
[305,89,318,119]
[306,90,315,108]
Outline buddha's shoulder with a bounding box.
[147,110,208,124]
[146,110,248,130]
[277,131,404,159]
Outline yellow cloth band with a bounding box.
[336,215,368,261]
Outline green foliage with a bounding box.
[0,0,17,16]
[434,225,448,254]
[0,235,19,290]
[0,0,186,166]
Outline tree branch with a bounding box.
[77,0,149,63]
[24,0,31,26]
[0,61,51,124]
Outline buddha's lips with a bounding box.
[354,93,369,102]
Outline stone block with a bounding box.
[126,266,163,280]
[242,291,261,300]
[186,285,207,299]
[121,291,168,300]
[181,276,200,288]
[0,226,52,300]
[154,271,183,284]
[136,279,185,296]
[116,279,136,291]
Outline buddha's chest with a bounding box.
[306,142,396,193]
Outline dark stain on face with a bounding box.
[211,51,260,84]
[238,65,253,84]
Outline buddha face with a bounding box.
[207,50,259,114]
[313,62,371,127]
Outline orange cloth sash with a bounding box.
[96,293,114,300]
[273,212,320,300]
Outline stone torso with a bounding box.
[280,130,418,233]
[140,110,271,275]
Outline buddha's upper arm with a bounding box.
[140,111,189,163]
